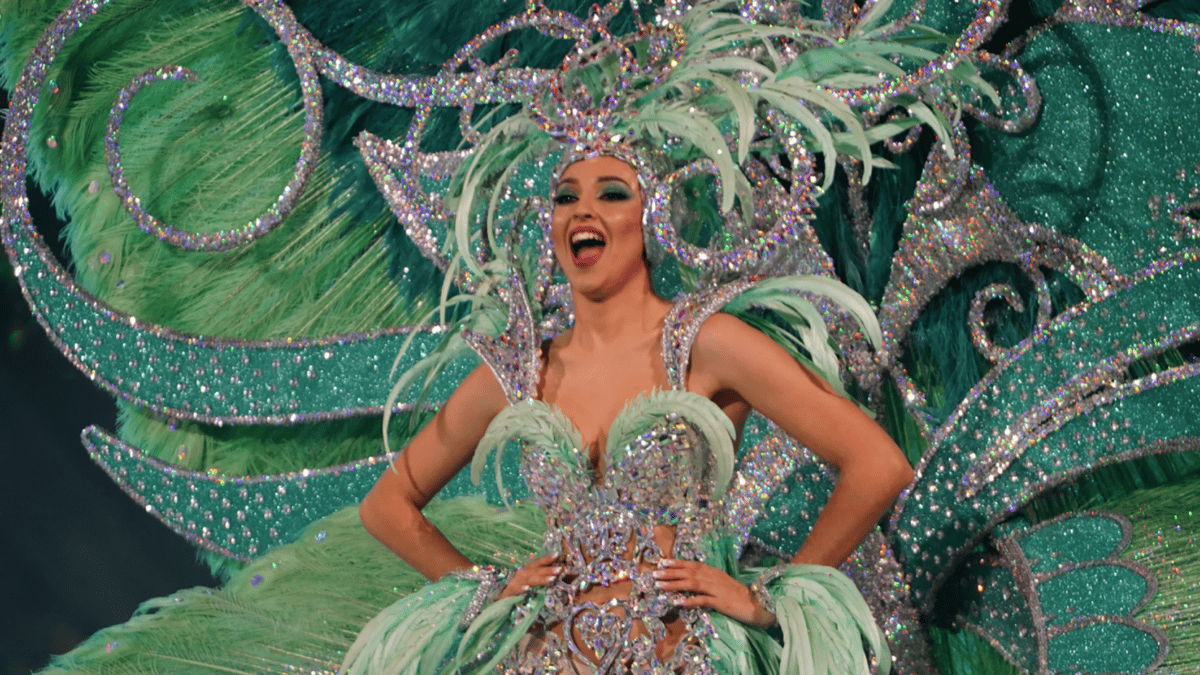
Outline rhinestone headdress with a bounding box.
[360,0,994,308]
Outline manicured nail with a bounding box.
[652,570,666,579]
[655,580,667,588]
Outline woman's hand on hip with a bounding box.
[498,554,562,599]
[653,558,776,628]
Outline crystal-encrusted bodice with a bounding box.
[520,397,719,531]
[487,393,733,674]
[466,284,753,674]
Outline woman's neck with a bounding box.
[568,273,671,352]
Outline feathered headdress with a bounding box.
[370,0,995,441]
[363,0,990,299]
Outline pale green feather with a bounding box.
[852,0,898,36]
[729,276,883,346]
[472,400,582,494]
[949,60,1002,108]
[705,72,758,162]
[765,76,874,182]
[722,276,882,402]
[763,564,889,675]
[605,390,738,493]
[452,593,545,675]
[905,100,955,158]
[381,296,503,455]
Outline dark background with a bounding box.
[0,90,217,674]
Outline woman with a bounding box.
[345,152,914,674]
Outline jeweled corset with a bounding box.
[525,412,712,526]
[482,394,731,674]
[465,282,752,673]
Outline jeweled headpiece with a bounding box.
[360,0,989,305]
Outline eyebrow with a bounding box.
[557,176,633,186]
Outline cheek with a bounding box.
[549,211,570,241]
[616,206,644,240]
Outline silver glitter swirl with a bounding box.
[3,0,479,427]
[102,0,325,252]
[889,253,1200,612]
[876,167,1125,383]
[968,283,1026,364]
[963,52,1043,134]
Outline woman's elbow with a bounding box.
[884,457,915,496]
[358,491,387,540]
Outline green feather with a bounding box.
[605,390,737,492]
[473,400,581,495]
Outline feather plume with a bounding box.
[605,389,737,492]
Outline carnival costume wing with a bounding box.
[3,0,1200,674]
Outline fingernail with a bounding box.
[522,585,530,592]
[551,566,563,574]
[655,580,666,589]
[651,570,666,579]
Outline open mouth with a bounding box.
[569,228,606,267]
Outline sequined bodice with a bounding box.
[464,282,758,674]
[519,396,718,529]
[490,392,732,674]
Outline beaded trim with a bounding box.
[748,563,792,617]
[450,565,515,630]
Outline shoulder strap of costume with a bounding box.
[462,273,541,405]
[661,279,759,390]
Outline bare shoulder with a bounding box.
[691,312,775,370]
[688,311,777,394]
[693,311,758,348]
[447,362,509,423]
[690,309,839,399]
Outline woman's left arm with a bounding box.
[694,313,913,565]
[656,313,913,625]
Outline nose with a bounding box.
[573,194,597,219]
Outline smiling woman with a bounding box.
[551,157,663,300]
[329,0,927,668]
[345,135,909,672]
[553,158,642,270]
[20,0,1197,672]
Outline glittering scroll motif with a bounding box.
[83,425,391,562]
[0,0,479,426]
[953,512,1167,675]
[355,132,465,271]
[463,275,543,404]
[661,280,757,390]
[7,224,473,424]
[876,165,1125,403]
[106,0,323,251]
[890,254,1200,612]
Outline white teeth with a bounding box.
[570,231,605,245]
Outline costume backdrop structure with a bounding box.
[2,0,1199,674]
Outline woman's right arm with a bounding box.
[359,364,508,581]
